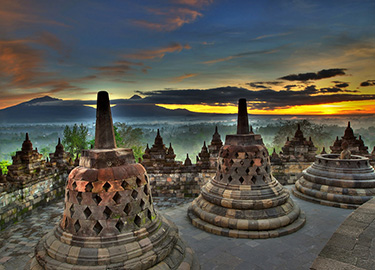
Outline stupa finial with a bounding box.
[237,98,249,134]
[94,91,116,149]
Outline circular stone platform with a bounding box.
[293,154,375,209]
[188,99,306,239]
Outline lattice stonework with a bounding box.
[61,165,155,236]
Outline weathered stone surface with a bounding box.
[188,99,305,238]
[293,154,375,209]
[27,91,199,269]
[311,197,375,270]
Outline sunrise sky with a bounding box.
[0,0,374,115]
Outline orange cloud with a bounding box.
[134,7,203,31]
[0,1,67,31]
[124,42,191,60]
[38,31,70,57]
[0,39,44,86]
[171,73,198,82]
[172,0,214,7]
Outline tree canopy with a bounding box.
[62,124,89,158]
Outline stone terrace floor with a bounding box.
[0,186,353,270]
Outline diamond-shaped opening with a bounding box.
[131,190,138,200]
[93,221,103,235]
[66,191,70,201]
[256,167,261,175]
[124,203,131,215]
[93,193,102,205]
[245,168,250,174]
[220,174,223,180]
[250,160,254,166]
[228,176,233,182]
[136,177,142,187]
[115,219,124,232]
[245,153,249,159]
[143,185,149,196]
[234,167,238,173]
[140,199,145,210]
[134,215,141,227]
[234,152,239,158]
[85,182,93,192]
[74,220,81,233]
[239,176,244,184]
[113,192,121,204]
[251,175,257,184]
[72,182,77,190]
[121,181,128,190]
[229,159,234,165]
[77,192,82,204]
[103,182,111,192]
[225,151,229,157]
[263,175,267,182]
[104,206,112,219]
[69,204,75,216]
[147,209,152,221]
[84,207,92,219]
[218,164,221,170]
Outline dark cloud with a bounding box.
[132,86,375,110]
[247,83,268,89]
[279,68,346,81]
[332,81,349,88]
[247,81,283,89]
[320,87,358,93]
[284,84,297,90]
[360,80,375,87]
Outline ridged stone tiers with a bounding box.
[188,99,306,238]
[27,91,199,270]
[293,154,375,209]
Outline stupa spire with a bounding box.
[94,91,116,149]
[236,98,249,134]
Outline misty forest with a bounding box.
[1,117,375,173]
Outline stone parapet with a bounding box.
[0,171,68,230]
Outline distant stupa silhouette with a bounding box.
[27,91,199,269]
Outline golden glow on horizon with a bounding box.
[157,100,375,115]
[84,104,117,109]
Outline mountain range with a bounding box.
[0,95,210,123]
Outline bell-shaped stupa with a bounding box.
[188,99,305,238]
[27,91,199,269]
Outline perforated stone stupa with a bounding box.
[293,151,375,209]
[188,99,306,238]
[27,91,199,269]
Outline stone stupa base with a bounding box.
[293,154,375,209]
[27,215,199,270]
[188,194,306,239]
